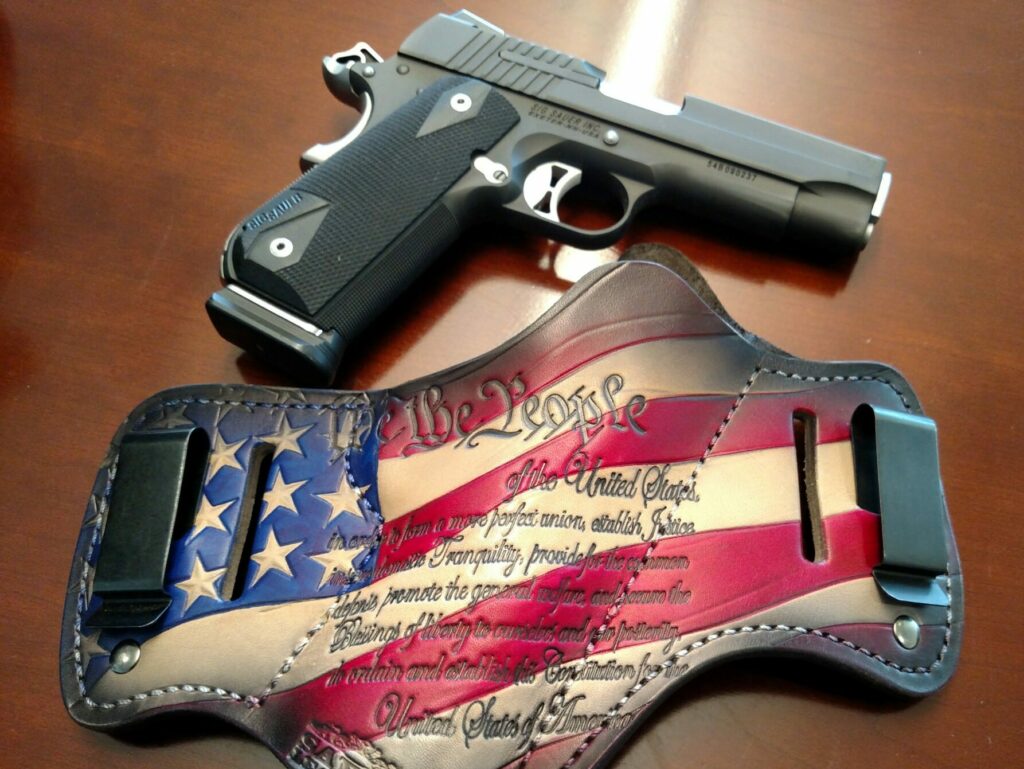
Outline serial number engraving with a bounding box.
[707,159,758,182]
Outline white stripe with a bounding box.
[373,577,941,769]
[379,335,758,520]
[91,441,861,701]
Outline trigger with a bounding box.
[523,162,583,223]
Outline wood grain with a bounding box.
[1,1,1021,765]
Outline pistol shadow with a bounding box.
[230,203,862,388]
[229,225,560,390]
[233,352,293,388]
[335,225,564,390]
[622,206,862,297]
[98,710,271,758]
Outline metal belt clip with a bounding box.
[851,404,950,607]
[87,427,209,628]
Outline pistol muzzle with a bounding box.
[788,170,892,253]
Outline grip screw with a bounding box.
[269,237,294,258]
[450,93,472,112]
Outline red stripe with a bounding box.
[375,382,884,577]
[375,393,737,574]
[266,510,880,739]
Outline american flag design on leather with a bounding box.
[61,254,962,769]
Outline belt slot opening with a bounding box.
[223,443,274,601]
[793,410,826,563]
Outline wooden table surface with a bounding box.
[1,1,1021,766]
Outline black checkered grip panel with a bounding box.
[280,76,519,314]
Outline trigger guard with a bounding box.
[300,91,374,167]
[520,168,649,247]
[300,43,383,167]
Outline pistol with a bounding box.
[208,10,892,383]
